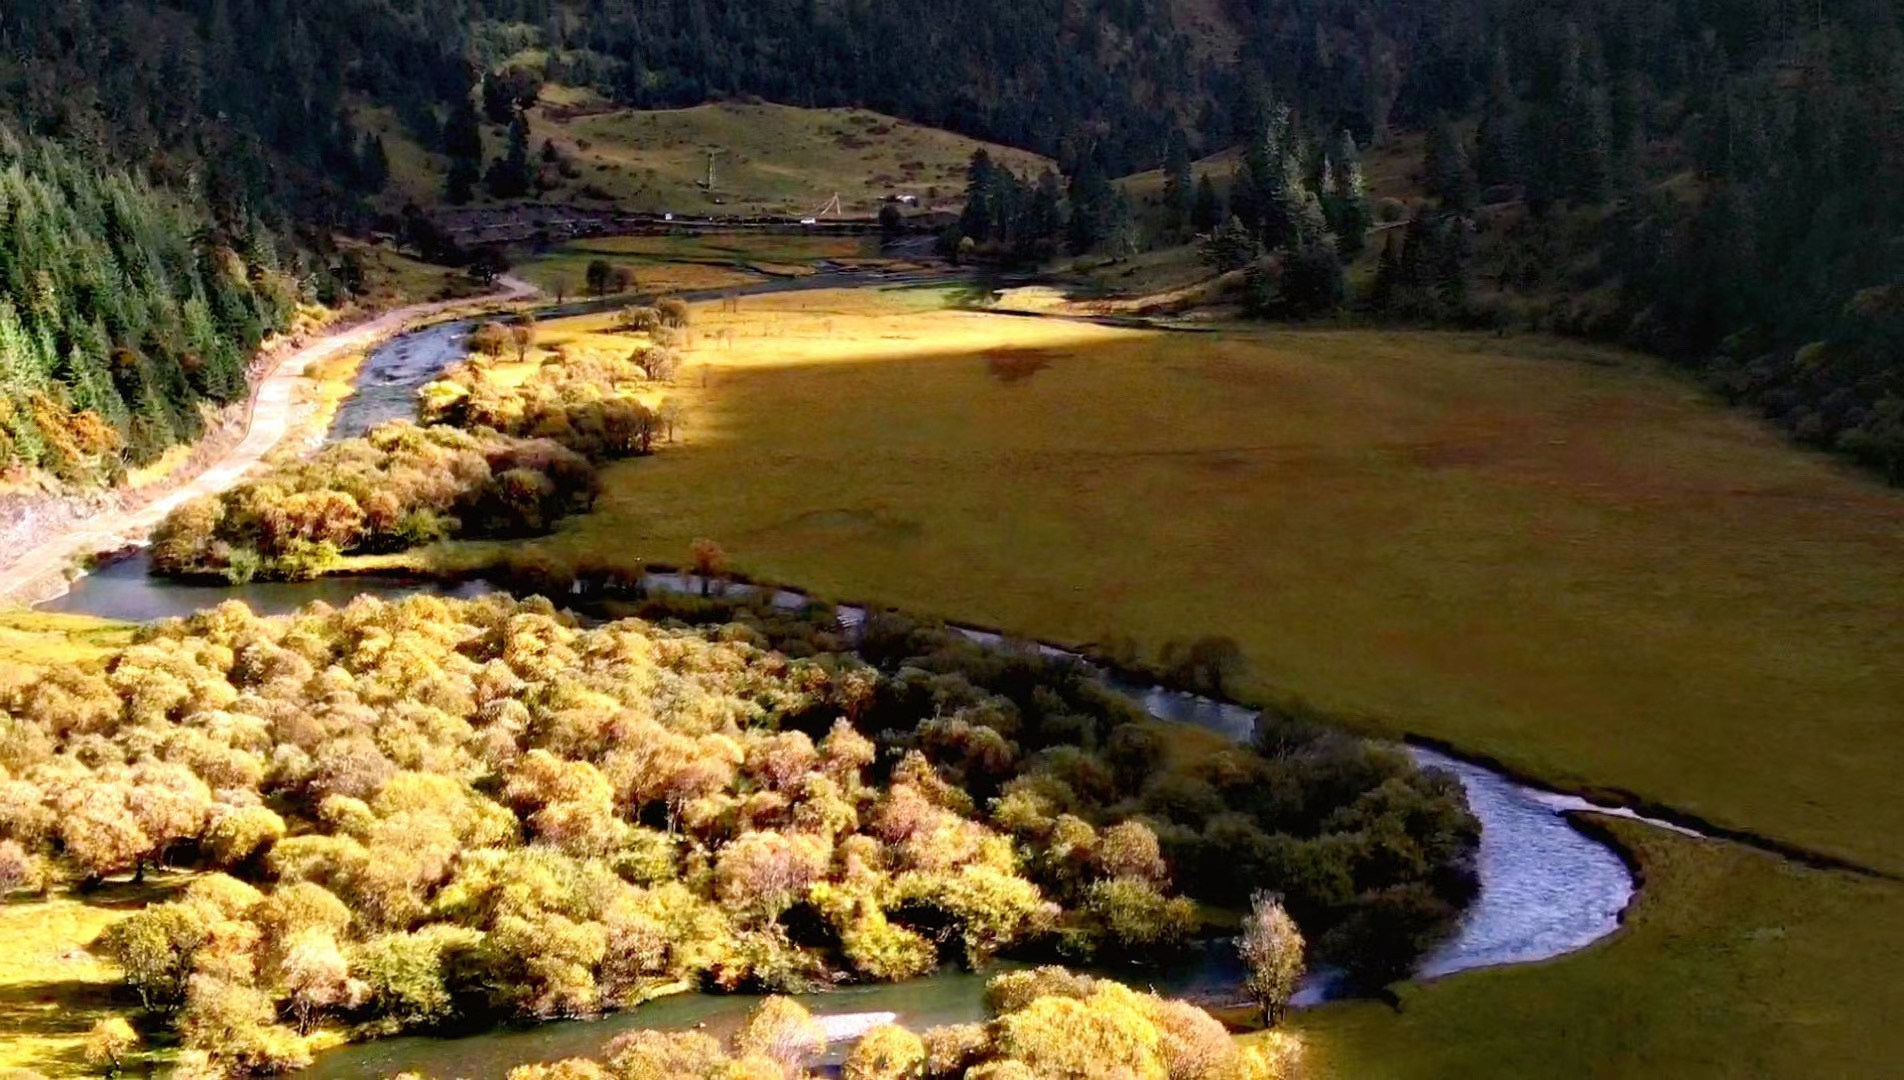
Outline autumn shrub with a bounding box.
[1,592,1470,1072]
[616,306,662,333]
[418,339,668,461]
[504,975,1300,1080]
[656,296,692,328]
[149,422,597,580]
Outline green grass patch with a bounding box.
[1292,820,1904,1078]
[370,95,1052,218]
[508,233,887,298]
[0,876,193,1078]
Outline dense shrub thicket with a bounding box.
[149,422,599,582]
[0,593,1471,1076]
[631,598,1481,986]
[457,968,1303,1080]
[417,337,677,460]
[150,311,680,581]
[0,131,299,482]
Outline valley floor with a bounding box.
[11,275,1903,1078]
[445,283,1904,1076]
[0,276,539,608]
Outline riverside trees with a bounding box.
[498,970,1303,1080]
[152,305,679,582]
[0,592,1475,1074]
[1239,894,1306,1026]
[148,421,599,581]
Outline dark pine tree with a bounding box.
[1192,173,1224,232]
[1162,125,1195,237]
[1424,119,1477,210]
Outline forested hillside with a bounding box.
[484,0,1230,172]
[6,0,1904,483]
[1209,0,1904,481]
[0,1,445,485]
[0,0,1235,486]
[0,132,298,483]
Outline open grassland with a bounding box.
[0,611,134,692]
[0,875,190,1078]
[536,99,1051,217]
[343,240,498,308]
[526,286,1904,877]
[369,91,1052,217]
[509,232,897,298]
[1292,821,1904,1078]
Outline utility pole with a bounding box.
[702,148,726,190]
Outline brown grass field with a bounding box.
[528,286,1904,875]
[457,283,1904,1075]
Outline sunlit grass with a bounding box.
[0,611,132,691]
[368,94,1051,218]
[533,286,1904,875]
[546,100,1050,217]
[0,875,192,1078]
[509,233,902,299]
[1291,821,1904,1079]
[477,283,1904,1074]
[510,250,763,300]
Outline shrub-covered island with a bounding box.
[149,317,680,583]
[0,593,1473,1075]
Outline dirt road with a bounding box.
[0,276,538,606]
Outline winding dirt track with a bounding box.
[0,276,539,606]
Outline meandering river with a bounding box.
[37,273,1683,1077]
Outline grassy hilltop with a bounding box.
[363,93,1053,219]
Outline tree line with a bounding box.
[1221,0,1904,482]
[439,966,1305,1080]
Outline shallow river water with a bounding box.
[36,276,1674,1077]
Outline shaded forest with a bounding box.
[1220,0,1904,479]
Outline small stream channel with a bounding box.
[36,271,1686,1077]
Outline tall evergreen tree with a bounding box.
[1192,174,1224,233]
[358,134,391,194]
[1474,46,1522,190]
[443,88,485,206]
[1162,126,1195,237]
[486,111,534,198]
[960,150,997,243]
[1557,24,1611,203]
[1424,119,1477,209]
[1065,149,1122,255]
[1322,131,1372,257]
[1030,169,1066,242]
